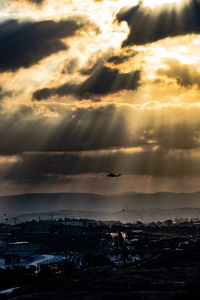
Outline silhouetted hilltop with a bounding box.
[1,191,200,216]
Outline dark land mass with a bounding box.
[2,249,200,300]
[2,191,200,214]
[1,219,200,299]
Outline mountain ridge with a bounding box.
[1,191,200,216]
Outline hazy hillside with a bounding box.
[1,191,200,218]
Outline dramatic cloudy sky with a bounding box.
[0,0,200,195]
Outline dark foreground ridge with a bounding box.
[6,254,200,300]
[0,218,200,299]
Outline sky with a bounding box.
[0,0,200,195]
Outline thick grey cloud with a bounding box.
[0,104,200,157]
[0,18,98,72]
[117,0,200,46]
[11,0,44,5]
[157,58,200,88]
[28,0,44,4]
[33,66,141,100]
[0,105,134,155]
[4,147,200,185]
[1,105,200,183]
[107,53,136,65]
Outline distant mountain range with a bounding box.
[1,192,200,221]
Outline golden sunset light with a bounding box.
[0,0,199,197]
[1,1,200,296]
[143,0,185,8]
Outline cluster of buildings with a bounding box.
[0,217,200,269]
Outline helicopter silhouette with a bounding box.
[107,173,121,177]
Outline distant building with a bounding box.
[60,219,100,228]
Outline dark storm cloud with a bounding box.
[141,124,200,151]
[107,54,134,65]
[117,0,200,46]
[4,147,200,185]
[79,50,137,74]
[33,66,141,100]
[1,104,200,158]
[1,104,200,182]
[0,105,135,155]
[107,50,138,65]
[13,0,45,4]
[157,58,200,88]
[0,18,98,72]
[79,49,137,77]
